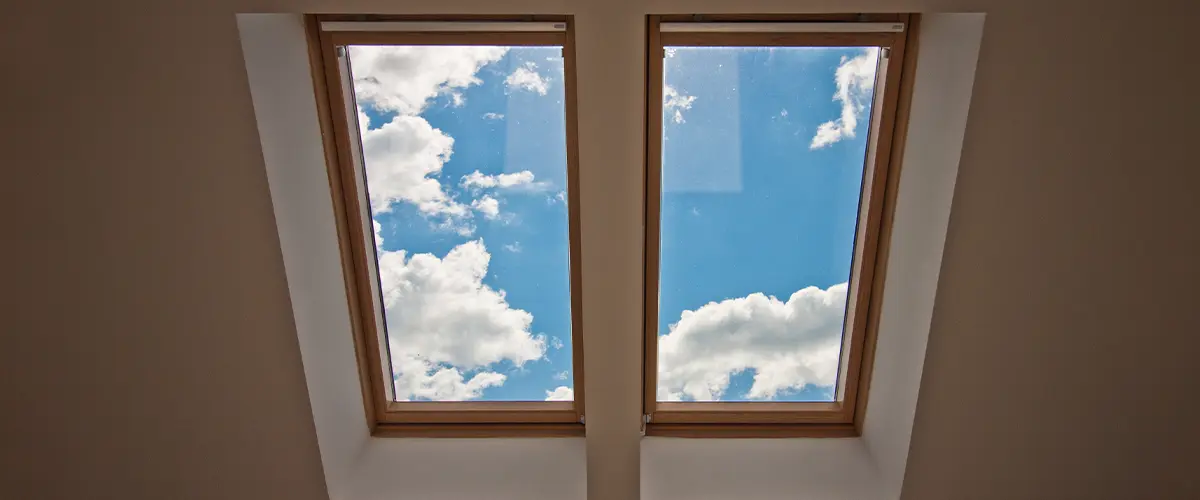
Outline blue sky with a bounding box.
[350,45,573,401]
[656,47,878,402]
[346,44,879,402]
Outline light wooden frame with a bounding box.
[643,14,920,438]
[306,14,585,438]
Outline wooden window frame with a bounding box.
[305,14,585,438]
[643,14,920,438]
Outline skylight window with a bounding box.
[309,17,583,436]
[643,15,915,436]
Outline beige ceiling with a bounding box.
[2,0,1198,499]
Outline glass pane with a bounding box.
[656,46,881,402]
[346,45,573,402]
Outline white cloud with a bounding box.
[483,112,505,120]
[657,283,848,401]
[664,85,697,124]
[356,106,370,130]
[392,355,506,401]
[545,386,574,401]
[553,370,570,381]
[360,114,469,220]
[372,220,384,250]
[810,48,880,149]
[349,46,517,231]
[471,195,501,219]
[461,170,549,191]
[550,336,565,350]
[503,242,522,253]
[377,240,546,400]
[546,190,567,206]
[505,62,550,95]
[349,45,508,114]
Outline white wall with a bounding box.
[345,438,586,500]
[238,15,367,496]
[239,12,980,500]
[643,438,883,500]
[859,13,983,494]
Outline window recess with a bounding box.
[643,14,919,438]
[307,15,584,437]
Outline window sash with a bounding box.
[307,15,585,437]
[642,14,917,437]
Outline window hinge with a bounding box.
[579,414,586,425]
[336,46,347,58]
[881,47,891,60]
[640,413,651,435]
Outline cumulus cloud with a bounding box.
[349,46,508,114]
[471,195,501,219]
[810,48,880,149]
[664,85,696,124]
[392,355,506,401]
[359,115,469,220]
[657,283,848,401]
[550,336,565,350]
[545,386,574,401]
[377,240,546,400]
[505,62,550,95]
[347,46,563,232]
[503,242,522,253]
[349,46,521,232]
[460,170,549,191]
[553,370,570,381]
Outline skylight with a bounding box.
[643,16,913,436]
[311,18,584,435]
[345,44,575,403]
